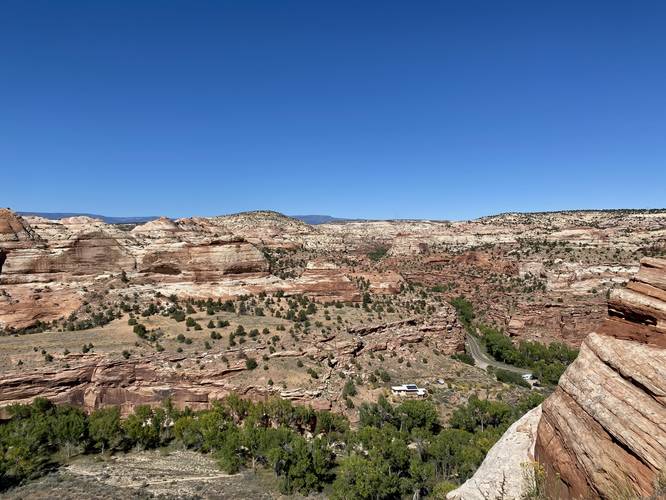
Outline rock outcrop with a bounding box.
[355,304,465,356]
[447,257,666,499]
[0,210,273,329]
[535,257,666,499]
[0,353,259,417]
[448,405,542,500]
[0,299,464,417]
[0,208,41,247]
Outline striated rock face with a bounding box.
[0,353,263,417]
[0,209,42,250]
[450,258,666,500]
[0,212,271,285]
[355,304,465,356]
[0,210,272,329]
[535,257,666,499]
[448,405,542,500]
[137,237,268,281]
[273,260,362,302]
[2,208,665,341]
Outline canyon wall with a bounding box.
[2,208,664,345]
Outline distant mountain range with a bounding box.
[290,215,352,224]
[18,212,351,225]
[18,209,666,226]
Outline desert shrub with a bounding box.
[449,396,513,433]
[495,368,530,388]
[450,296,475,329]
[342,379,357,398]
[89,406,123,453]
[367,246,389,261]
[451,352,474,365]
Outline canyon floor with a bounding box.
[5,450,286,500]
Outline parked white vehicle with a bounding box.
[391,384,428,397]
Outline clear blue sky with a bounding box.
[1,1,665,220]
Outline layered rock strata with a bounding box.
[535,257,666,499]
[2,208,665,344]
[447,257,666,499]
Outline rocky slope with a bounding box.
[448,405,543,500]
[0,305,464,416]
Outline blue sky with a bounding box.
[1,1,665,220]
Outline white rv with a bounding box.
[391,383,427,397]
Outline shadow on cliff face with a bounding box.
[0,250,5,276]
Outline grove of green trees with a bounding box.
[0,392,543,498]
[479,324,578,385]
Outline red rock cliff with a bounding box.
[535,257,666,499]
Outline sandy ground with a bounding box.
[4,449,300,500]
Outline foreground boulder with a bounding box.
[448,405,542,500]
[535,257,666,499]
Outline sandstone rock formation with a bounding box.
[2,208,665,345]
[447,405,542,500]
[0,208,41,247]
[0,353,247,417]
[535,257,666,499]
[350,305,465,356]
[0,210,273,329]
[0,300,464,416]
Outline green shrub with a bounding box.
[495,368,530,388]
[451,352,475,365]
[367,246,389,261]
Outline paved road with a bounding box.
[465,333,531,375]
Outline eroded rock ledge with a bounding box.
[448,405,542,500]
[0,305,464,417]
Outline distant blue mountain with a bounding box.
[19,211,354,225]
[18,212,159,225]
[290,215,352,224]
